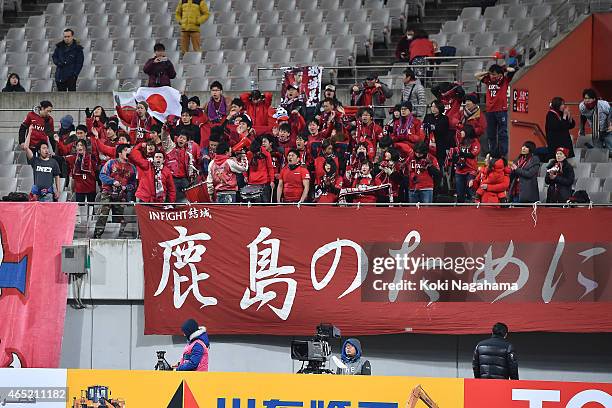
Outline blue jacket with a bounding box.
[176,328,210,371]
[52,41,84,82]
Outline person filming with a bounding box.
[335,338,371,375]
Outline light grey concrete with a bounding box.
[60,301,612,381]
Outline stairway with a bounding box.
[0,0,60,38]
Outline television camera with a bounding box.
[290,323,341,374]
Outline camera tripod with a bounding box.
[297,360,335,374]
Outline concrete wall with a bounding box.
[59,239,612,381]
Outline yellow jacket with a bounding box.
[175,0,210,32]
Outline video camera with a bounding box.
[291,323,341,374]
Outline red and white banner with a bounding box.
[464,379,612,408]
[0,203,77,367]
[134,86,182,123]
[281,66,322,107]
[137,206,612,336]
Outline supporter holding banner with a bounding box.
[0,203,77,368]
[137,206,612,336]
[281,66,323,109]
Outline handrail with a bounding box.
[4,202,608,207]
[511,120,547,146]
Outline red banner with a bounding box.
[137,206,612,336]
[464,379,612,408]
[0,203,77,367]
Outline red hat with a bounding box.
[556,147,569,157]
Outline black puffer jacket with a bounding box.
[472,335,519,379]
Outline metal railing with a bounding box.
[52,201,612,240]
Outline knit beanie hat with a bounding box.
[465,93,479,104]
[60,115,74,129]
[188,96,200,106]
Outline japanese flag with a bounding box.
[134,86,182,123]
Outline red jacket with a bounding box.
[406,152,440,190]
[128,147,176,203]
[441,87,463,130]
[247,147,275,185]
[456,108,487,145]
[65,153,97,194]
[241,92,273,127]
[482,74,511,112]
[315,174,342,203]
[454,137,481,176]
[23,112,52,148]
[351,175,381,203]
[375,160,403,198]
[392,116,424,151]
[86,117,107,139]
[314,155,340,184]
[166,141,201,179]
[473,159,510,203]
[129,113,155,145]
[409,38,435,61]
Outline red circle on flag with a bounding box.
[146,94,167,113]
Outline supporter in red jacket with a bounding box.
[65,139,98,202]
[314,139,340,184]
[206,141,248,203]
[129,101,156,145]
[406,142,440,203]
[472,155,510,204]
[353,107,383,152]
[449,124,481,203]
[345,142,372,185]
[295,134,314,171]
[277,122,298,153]
[241,90,273,128]
[409,29,435,62]
[475,64,516,157]
[128,143,176,203]
[351,161,381,204]
[231,114,256,153]
[391,101,424,155]
[456,93,487,146]
[314,157,342,204]
[277,149,311,203]
[19,101,54,151]
[85,105,108,139]
[318,98,346,138]
[375,148,404,202]
[162,127,201,202]
[246,135,276,202]
[350,75,392,107]
[432,82,465,131]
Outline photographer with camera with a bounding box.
[143,43,176,88]
[406,141,440,203]
[545,147,575,204]
[94,144,137,238]
[335,338,371,376]
[175,318,210,372]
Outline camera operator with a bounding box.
[335,338,371,375]
[175,318,210,372]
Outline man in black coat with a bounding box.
[472,322,519,380]
[52,29,84,92]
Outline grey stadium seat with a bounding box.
[30,66,52,79]
[442,20,463,34]
[573,163,592,179]
[575,177,601,192]
[200,24,218,38]
[270,50,291,65]
[307,22,327,36]
[241,24,261,38]
[188,78,209,92]
[238,12,258,25]
[29,53,49,66]
[484,6,505,20]
[226,50,246,64]
[203,38,221,51]
[259,11,279,24]
[448,33,470,48]
[513,19,534,33]
[364,0,384,8]
[154,26,175,39]
[234,0,254,11]
[496,32,518,48]
[30,80,54,92]
[223,37,244,50]
[46,3,64,14]
[0,138,14,151]
[96,65,118,79]
[79,66,96,79]
[132,26,153,39]
[229,65,251,78]
[278,0,296,10]
[184,65,207,78]
[585,149,610,163]
[246,38,265,50]
[0,165,17,178]
[29,15,45,27]
[77,80,98,92]
[247,50,269,64]
[0,152,15,165]
[473,32,494,48]
[588,192,610,204]
[464,19,486,33]
[119,66,140,80]
[204,51,224,65]
[594,163,612,178]
[99,79,120,92]
[531,5,552,20]
[268,37,288,50]
[231,78,253,91]
[460,7,482,20]
[603,179,612,192]
[507,5,528,19]
[342,0,362,9]
[315,49,336,66]
[297,0,317,9]
[292,49,313,64]
[0,178,18,192]
[255,0,274,11]
[289,37,310,49]
[182,52,202,65]
[219,25,239,38]
[263,24,283,37]
[488,19,510,33]
[312,36,333,50]
[216,11,236,25]
[208,64,229,77]
[320,0,340,9]
[171,78,187,92]
[347,9,368,23]
[279,10,302,24]
[304,10,323,23]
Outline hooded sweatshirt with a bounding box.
[336,338,371,375]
